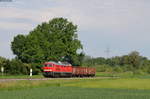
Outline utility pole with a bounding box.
[105,46,110,58]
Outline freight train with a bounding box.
[42,61,96,77]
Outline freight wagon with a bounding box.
[42,61,96,78]
[72,67,95,77]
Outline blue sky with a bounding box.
[0,0,150,59]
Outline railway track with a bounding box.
[0,77,117,82]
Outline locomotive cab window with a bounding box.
[45,64,52,67]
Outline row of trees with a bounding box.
[83,51,150,74]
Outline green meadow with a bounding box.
[1,77,150,99]
[1,87,150,99]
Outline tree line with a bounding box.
[82,51,150,74]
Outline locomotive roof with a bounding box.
[46,61,72,66]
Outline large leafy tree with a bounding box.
[11,18,83,65]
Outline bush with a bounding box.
[133,69,145,75]
[9,59,28,75]
[0,57,42,75]
[113,66,123,73]
[142,65,150,74]
[2,59,29,75]
[95,65,106,72]
[96,65,113,72]
[121,65,134,72]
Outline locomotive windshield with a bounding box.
[45,64,52,67]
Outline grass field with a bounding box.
[96,72,150,78]
[1,87,150,99]
[1,73,150,99]
[1,78,150,90]
[1,78,150,99]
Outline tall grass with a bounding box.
[63,78,150,90]
[96,72,150,78]
[1,78,150,90]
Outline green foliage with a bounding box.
[0,56,7,69]
[128,51,142,68]
[113,66,123,73]
[11,35,27,61]
[3,59,29,75]
[11,17,83,65]
[0,57,34,75]
[83,51,150,74]
[133,69,145,75]
[95,65,113,72]
[121,65,134,72]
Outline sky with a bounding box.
[0,0,150,59]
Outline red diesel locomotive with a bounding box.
[42,61,96,77]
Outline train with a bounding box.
[42,61,96,78]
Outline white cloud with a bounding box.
[1,0,150,32]
[0,0,149,33]
[0,21,34,30]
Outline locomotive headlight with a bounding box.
[48,69,52,71]
[44,69,52,72]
